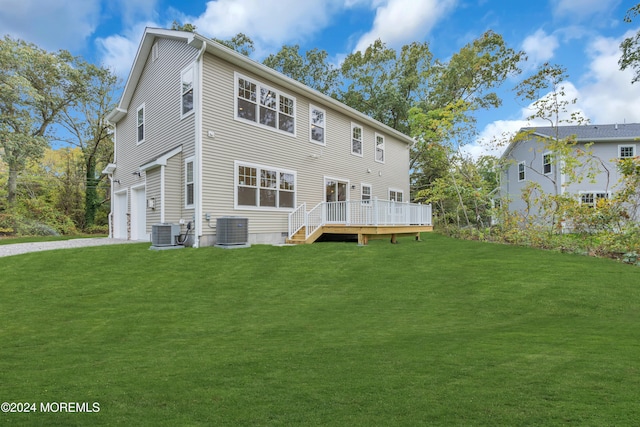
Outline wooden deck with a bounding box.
[286,224,434,245]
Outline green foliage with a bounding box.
[619,3,640,83]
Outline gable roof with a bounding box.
[502,123,640,159]
[108,27,414,146]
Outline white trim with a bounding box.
[351,123,364,157]
[543,151,552,175]
[136,103,145,145]
[388,188,404,202]
[185,156,195,209]
[160,165,166,223]
[518,161,526,182]
[140,146,182,171]
[180,63,195,119]
[152,41,159,62]
[234,160,297,211]
[361,183,372,203]
[194,41,206,248]
[309,104,326,146]
[234,72,297,138]
[618,144,636,159]
[375,133,385,164]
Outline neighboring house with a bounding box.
[104,28,432,247]
[499,123,640,221]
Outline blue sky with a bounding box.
[1,0,639,156]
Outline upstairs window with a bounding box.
[352,124,363,156]
[181,66,194,116]
[235,73,295,136]
[137,104,145,144]
[543,152,552,175]
[310,105,326,145]
[619,145,636,159]
[518,161,525,182]
[375,133,385,163]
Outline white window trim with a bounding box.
[324,176,350,202]
[543,152,552,175]
[309,104,326,146]
[351,123,364,157]
[375,133,385,164]
[579,191,610,208]
[361,183,372,204]
[619,144,636,159]
[185,157,195,209]
[234,72,297,138]
[518,161,526,182]
[152,42,159,62]
[180,64,195,119]
[136,103,145,145]
[388,188,404,202]
[234,160,297,211]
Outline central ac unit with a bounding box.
[151,223,181,247]
[216,217,248,246]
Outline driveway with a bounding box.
[0,238,139,258]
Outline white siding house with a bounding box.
[104,28,431,247]
[499,123,640,221]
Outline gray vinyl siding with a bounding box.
[165,153,186,225]
[146,168,161,232]
[113,37,198,200]
[199,53,410,238]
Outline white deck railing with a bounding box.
[288,199,432,239]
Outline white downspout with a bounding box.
[193,40,206,248]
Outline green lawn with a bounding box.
[1,234,639,426]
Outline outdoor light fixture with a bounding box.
[132,171,141,177]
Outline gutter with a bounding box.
[193,39,207,248]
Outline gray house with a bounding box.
[499,123,640,220]
[104,28,431,247]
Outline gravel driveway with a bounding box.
[0,238,139,258]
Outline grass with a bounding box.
[0,234,639,425]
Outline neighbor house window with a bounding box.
[543,152,552,175]
[375,133,385,163]
[137,104,145,144]
[361,184,372,203]
[619,145,636,159]
[235,73,295,135]
[518,161,525,182]
[580,192,608,208]
[389,189,403,202]
[236,162,296,209]
[185,159,194,208]
[310,105,326,145]
[181,66,194,116]
[352,124,363,156]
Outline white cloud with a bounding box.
[353,0,457,52]
[191,0,342,53]
[522,29,559,69]
[112,0,160,26]
[0,0,101,51]
[579,31,640,124]
[95,22,154,78]
[551,0,622,21]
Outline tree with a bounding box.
[0,36,88,205]
[263,45,341,95]
[57,65,118,228]
[619,3,640,83]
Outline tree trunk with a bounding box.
[7,166,18,205]
[84,161,98,228]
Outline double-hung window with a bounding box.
[236,73,295,135]
[580,192,608,208]
[137,104,145,144]
[518,161,526,182]
[375,133,385,163]
[236,162,296,209]
[185,159,194,208]
[310,105,326,144]
[181,66,194,117]
[389,189,403,202]
[352,124,363,156]
[543,152,552,175]
[361,184,372,203]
